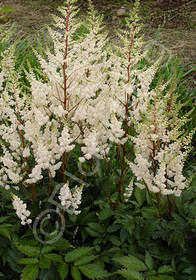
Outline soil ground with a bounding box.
[0,0,195,78]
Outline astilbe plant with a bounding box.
[0,0,195,232]
[127,76,195,217]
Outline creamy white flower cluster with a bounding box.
[128,87,194,197]
[124,178,134,202]
[12,195,32,226]
[58,182,83,215]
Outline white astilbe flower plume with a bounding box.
[124,178,134,202]
[128,79,195,197]
[59,182,83,215]
[12,195,32,226]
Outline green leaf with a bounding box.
[0,224,12,240]
[18,258,39,265]
[108,235,121,246]
[86,227,101,237]
[57,262,69,280]
[88,223,105,233]
[71,266,82,280]
[107,224,121,233]
[74,255,97,266]
[52,238,73,251]
[17,245,41,258]
[39,256,51,269]
[145,251,154,270]
[21,264,39,280]
[41,246,55,254]
[120,227,129,243]
[113,255,147,271]
[141,207,157,219]
[98,208,113,221]
[0,216,9,223]
[158,265,174,274]
[44,253,63,262]
[64,247,93,263]
[154,276,175,280]
[0,272,4,277]
[6,246,23,273]
[79,264,110,279]
[135,188,146,206]
[116,269,144,280]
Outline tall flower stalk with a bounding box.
[127,75,195,217]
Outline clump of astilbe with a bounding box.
[0,45,33,224]
[127,75,196,217]
[0,0,105,225]
[26,0,112,170]
[104,0,149,208]
[0,0,117,225]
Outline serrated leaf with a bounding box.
[18,258,39,265]
[39,256,51,269]
[107,224,121,233]
[52,238,73,251]
[17,245,41,257]
[86,227,101,237]
[158,265,174,274]
[57,262,69,280]
[21,264,39,280]
[0,224,12,240]
[116,269,144,280]
[44,253,63,262]
[6,246,23,273]
[79,264,110,279]
[120,227,129,243]
[41,246,55,254]
[145,252,154,270]
[64,247,93,263]
[88,223,105,233]
[71,266,82,280]
[113,255,147,271]
[74,255,97,266]
[108,235,121,246]
[38,269,52,280]
[98,208,113,221]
